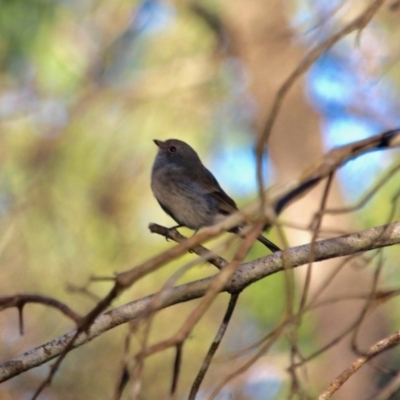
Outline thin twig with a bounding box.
[318,330,400,400]
[188,293,239,400]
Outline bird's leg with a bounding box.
[166,224,183,241]
[165,226,198,256]
[169,224,183,230]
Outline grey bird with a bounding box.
[151,139,280,253]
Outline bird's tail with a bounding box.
[257,235,280,253]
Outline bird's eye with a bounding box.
[169,146,177,153]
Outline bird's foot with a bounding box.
[165,225,183,241]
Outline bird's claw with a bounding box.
[165,225,182,241]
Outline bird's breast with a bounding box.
[151,168,217,229]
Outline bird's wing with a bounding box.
[200,167,238,215]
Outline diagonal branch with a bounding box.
[255,0,388,196]
[318,329,400,400]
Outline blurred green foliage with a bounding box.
[0,1,286,398]
[0,0,57,76]
[0,0,399,399]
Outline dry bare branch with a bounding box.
[1,220,399,383]
[318,329,400,399]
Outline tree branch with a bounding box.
[318,329,400,400]
[1,221,399,382]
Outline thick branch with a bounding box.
[0,221,399,382]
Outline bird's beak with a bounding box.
[153,139,166,149]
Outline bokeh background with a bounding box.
[1,1,400,399]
